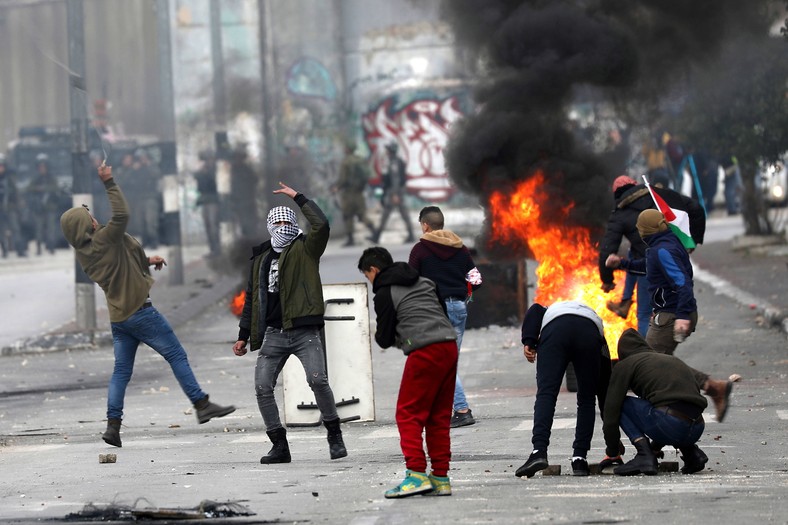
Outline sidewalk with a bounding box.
[1,245,241,356]
[691,232,788,336]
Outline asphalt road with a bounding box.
[0,233,787,523]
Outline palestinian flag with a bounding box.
[643,176,696,250]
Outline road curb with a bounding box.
[693,266,787,337]
[0,274,240,357]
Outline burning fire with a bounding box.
[488,171,636,357]
[230,290,245,317]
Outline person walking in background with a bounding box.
[409,205,482,428]
[59,163,235,448]
[720,154,743,215]
[229,144,260,239]
[515,301,612,478]
[0,153,26,257]
[232,182,347,465]
[333,140,376,247]
[370,143,414,244]
[599,175,706,335]
[691,149,719,213]
[194,150,221,257]
[602,329,709,476]
[606,209,733,422]
[358,246,458,498]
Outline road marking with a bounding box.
[360,427,399,440]
[511,418,576,431]
[777,410,788,420]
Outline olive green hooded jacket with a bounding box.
[238,193,329,351]
[60,178,153,322]
[602,328,708,457]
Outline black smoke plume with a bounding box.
[442,0,772,260]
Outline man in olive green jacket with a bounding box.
[60,163,234,448]
[232,182,347,465]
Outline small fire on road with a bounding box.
[230,290,245,317]
[487,171,636,357]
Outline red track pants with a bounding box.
[396,340,458,477]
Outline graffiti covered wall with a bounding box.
[362,94,468,201]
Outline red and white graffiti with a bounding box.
[362,96,465,201]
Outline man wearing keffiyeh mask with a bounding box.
[266,206,302,252]
[232,181,347,464]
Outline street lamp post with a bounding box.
[67,0,96,331]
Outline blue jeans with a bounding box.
[622,271,650,336]
[255,326,338,431]
[619,396,704,448]
[445,298,469,411]
[108,306,206,420]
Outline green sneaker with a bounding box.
[422,473,452,496]
[384,470,433,498]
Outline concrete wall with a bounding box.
[0,0,164,146]
[0,0,471,244]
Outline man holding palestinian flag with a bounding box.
[605,206,733,423]
[643,176,699,251]
[598,175,706,336]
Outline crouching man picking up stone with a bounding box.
[602,328,709,476]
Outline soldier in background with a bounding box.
[132,149,162,249]
[370,143,414,245]
[27,153,61,255]
[333,140,375,247]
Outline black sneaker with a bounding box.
[450,409,475,428]
[515,450,548,478]
[571,457,590,476]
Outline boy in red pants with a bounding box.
[358,247,458,498]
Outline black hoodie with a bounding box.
[372,262,456,355]
[602,329,708,456]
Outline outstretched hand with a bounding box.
[98,163,112,182]
[273,181,297,199]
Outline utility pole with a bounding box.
[67,0,96,331]
[155,0,183,285]
[210,0,232,250]
[258,0,279,201]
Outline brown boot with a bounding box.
[704,379,733,422]
[194,395,236,424]
[606,298,633,319]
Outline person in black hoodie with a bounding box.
[409,206,482,428]
[598,174,705,335]
[602,329,709,476]
[359,246,458,498]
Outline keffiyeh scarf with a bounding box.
[267,206,302,252]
